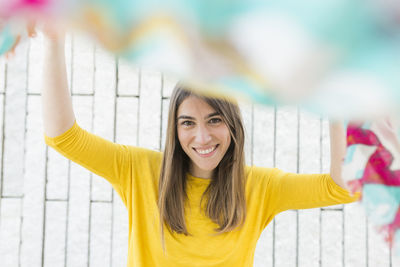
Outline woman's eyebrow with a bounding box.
[177,115,195,120]
[177,112,220,121]
[204,112,220,119]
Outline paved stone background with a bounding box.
[0,34,398,267]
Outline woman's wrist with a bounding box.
[42,35,66,56]
[43,35,65,46]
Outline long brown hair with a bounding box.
[157,83,246,252]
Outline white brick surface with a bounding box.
[72,34,95,95]
[67,163,91,267]
[240,101,253,166]
[0,95,3,194]
[321,211,343,267]
[21,96,46,267]
[116,97,138,146]
[138,70,162,150]
[93,46,115,141]
[3,40,28,197]
[254,224,273,267]
[162,75,177,98]
[161,98,170,151]
[253,104,275,167]
[275,106,298,173]
[112,195,129,267]
[44,201,67,267]
[299,209,320,267]
[0,38,387,266]
[28,36,43,94]
[118,58,140,96]
[344,202,367,267]
[322,119,331,174]
[92,45,116,202]
[299,111,321,174]
[275,211,297,267]
[47,149,69,200]
[90,202,112,267]
[0,199,22,267]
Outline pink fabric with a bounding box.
[345,120,400,250]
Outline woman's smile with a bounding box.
[193,144,219,157]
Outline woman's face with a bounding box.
[177,96,231,179]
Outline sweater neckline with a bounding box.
[187,173,211,184]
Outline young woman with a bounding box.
[42,32,359,266]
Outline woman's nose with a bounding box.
[195,125,212,144]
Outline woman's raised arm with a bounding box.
[329,121,347,189]
[41,30,76,137]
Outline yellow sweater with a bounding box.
[45,121,359,267]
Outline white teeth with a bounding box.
[196,146,216,155]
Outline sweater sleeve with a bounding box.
[44,121,162,205]
[271,168,360,213]
[252,167,360,216]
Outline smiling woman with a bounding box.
[41,32,360,267]
[158,85,246,251]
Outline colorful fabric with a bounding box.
[343,119,400,251]
[1,0,400,118]
[44,121,358,267]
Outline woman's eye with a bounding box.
[209,118,222,124]
[181,120,194,126]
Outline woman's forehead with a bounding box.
[177,96,216,117]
